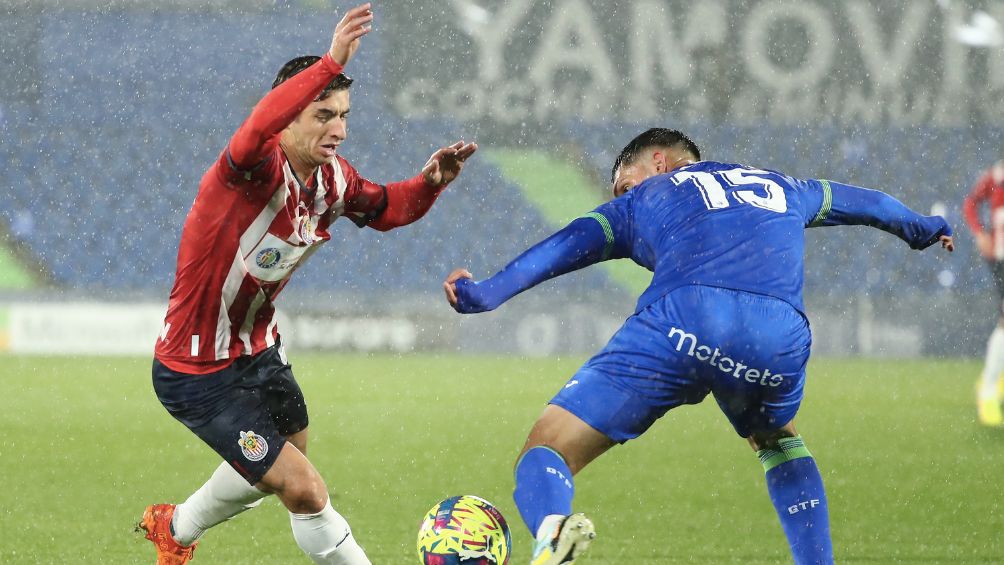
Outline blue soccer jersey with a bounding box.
[453,160,951,438]
[455,161,951,316]
[463,160,948,562]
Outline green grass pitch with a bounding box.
[1,354,1002,564]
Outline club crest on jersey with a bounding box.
[298,216,316,244]
[255,248,281,269]
[238,430,268,462]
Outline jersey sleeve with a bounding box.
[585,194,635,260]
[339,157,444,230]
[215,54,345,187]
[802,178,952,250]
[963,171,992,235]
[366,174,445,231]
[453,195,634,314]
[339,158,389,227]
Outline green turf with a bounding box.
[0,245,34,290]
[0,354,1001,564]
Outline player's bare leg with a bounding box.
[748,421,834,565]
[977,317,1004,426]
[253,442,369,564]
[517,405,615,474]
[514,405,609,564]
[287,427,309,455]
[747,421,798,451]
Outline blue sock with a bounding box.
[758,436,833,565]
[513,446,574,536]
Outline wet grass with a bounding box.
[0,354,1000,564]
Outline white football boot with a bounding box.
[529,513,595,565]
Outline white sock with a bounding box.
[980,327,1004,401]
[290,499,371,564]
[171,462,269,546]
[536,514,565,541]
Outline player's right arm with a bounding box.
[801,178,954,252]
[443,198,634,314]
[222,4,373,181]
[963,170,994,258]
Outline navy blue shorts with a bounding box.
[152,342,308,484]
[550,285,811,440]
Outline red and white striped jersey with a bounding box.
[964,161,1004,260]
[155,148,392,374]
[155,53,444,374]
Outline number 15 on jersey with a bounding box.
[672,167,788,213]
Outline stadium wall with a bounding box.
[0,290,982,358]
[1,1,996,359]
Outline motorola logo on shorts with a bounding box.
[667,327,784,387]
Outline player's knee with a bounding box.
[270,465,328,513]
[514,441,562,468]
[517,406,614,474]
[281,477,329,514]
[746,423,799,452]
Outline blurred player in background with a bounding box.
[444,128,953,565]
[138,4,477,564]
[963,161,1004,426]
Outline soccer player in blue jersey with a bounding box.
[443,128,954,565]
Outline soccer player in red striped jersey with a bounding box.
[138,5,477,563]
[964,160,1004,427]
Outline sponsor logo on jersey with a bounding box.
[238,430,269,462]
[256,248,281,269]
[667,326,785,387]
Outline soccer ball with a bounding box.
[416,495,511,564]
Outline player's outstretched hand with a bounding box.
[443,268,474,311]
[940,234,954,252]
[329,3,374,66]
[423,141,478,187]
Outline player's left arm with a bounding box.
[443,201,633,314]
[343,141,478,231]
[804,179,954,252]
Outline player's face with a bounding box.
[288,89,351,167]
[612,158,660,198]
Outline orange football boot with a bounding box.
[137,504,197,564]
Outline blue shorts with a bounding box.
[152,341,308,484]
[550,285,811,440]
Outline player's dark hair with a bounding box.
[272,55,353,100]
[611,128,701,182]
